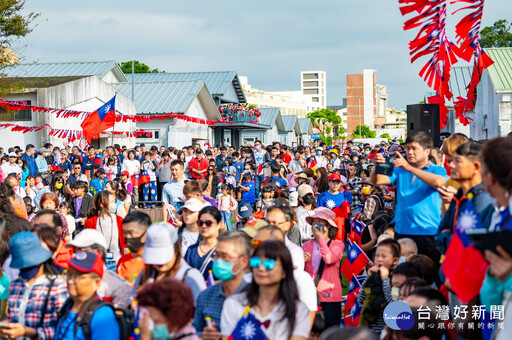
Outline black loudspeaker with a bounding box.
[406,104,440,147]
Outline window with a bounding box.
[137,129,159,140]
[304,89,319,95]
[303,81,318,87]
[302,73,318,80]
[0,100,33,122]
[312,97,319,102]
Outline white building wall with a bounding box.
[363,69,375,127]
[1,92,39,148]
[472,71,499,140]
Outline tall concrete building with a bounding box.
[301,71,326,108]
[346,69,387,136]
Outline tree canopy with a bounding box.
[307,108,344,145]
[480,19,512,48]
[352,125,377,138]
[119,60,163,74]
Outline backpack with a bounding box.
[58,296,134,340]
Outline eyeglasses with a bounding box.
[197,220,215,227]
[250,257,276,270]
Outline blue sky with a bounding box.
[17,0,511,109]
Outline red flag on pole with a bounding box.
[81,95,116,143]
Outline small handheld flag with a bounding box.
[341,241,371,280]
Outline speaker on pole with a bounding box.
[406,104,441,147]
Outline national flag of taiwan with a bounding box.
[332,201,351,241]
[140,169,150,185]
[441,199,489,303]
[227,312,268,340]
[341,241,371,280]
[51,161,62,172]
[131,173,141,187]
[366,150,379,160]
[307,156,317,169]
[350,219,366,245]
[81,95,116,143]
[344,275,362,317]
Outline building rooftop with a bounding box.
[298,118,313,135]
[3,60,127,82]
[486,47,512,92]
[127,71,246,103]
[257,107,284,131]
[281,114,299,132]
[113,80,219,119]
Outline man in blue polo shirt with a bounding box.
[371,131,446,265]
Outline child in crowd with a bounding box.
[223,158,236,186]
[34,174,45,191]
[356,238,400,333]
[23,196,35,221]
[141,152,157,208]
[120,171,133,195]
[239,172,256,211]
[103,156,118,180]
[218,184,237,231]
[257,185,275,214]
[59,201,76,236]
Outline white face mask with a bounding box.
[108,202,117,214]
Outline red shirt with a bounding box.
[188,157,209,179]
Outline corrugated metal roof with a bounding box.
[448,66,473,103]
[282,115,298,132]
[127,71,240,97]
[298,118,312,135]
[486,48,512,92]
[257,107,279,126]
[113,80,205,114]
[3,61,127,81]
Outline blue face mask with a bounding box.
[212,258,239,282]
[317,151,322,155]
[152,324,171,340]
[19,265,39,280]
[397,256,406,265]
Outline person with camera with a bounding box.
[370,132,446,265]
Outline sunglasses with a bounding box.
[197,220,215,227]
[250,256,276,270]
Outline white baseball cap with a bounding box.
[66,229,108,250]
[142,222,179,265]
[179,198,206,212]
[289,191,298,207]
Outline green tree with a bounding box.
[480,19,512,48]
[307,108,342,145]
[380,133,392,142]
[352,125,377,138]
[0,0,39,95]
[119,60,163,74]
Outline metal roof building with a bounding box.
[127,71,246,104]
[486,48,512,93]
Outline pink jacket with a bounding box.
[303,238,344,303]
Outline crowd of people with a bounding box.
[0,131,511,340]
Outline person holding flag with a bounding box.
[82,146,102,181]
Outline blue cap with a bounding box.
[238,202,253,219]
[9,231,52,269]
[326,146,333,150]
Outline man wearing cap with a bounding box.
[89,168,109,196]
[55,251,120,339]
[189,148,209,179]
[178,198,207,254]
[371,131,446,265]
[317,173,352,209]
[36,147,51,176]
[1,152,22,177]
[193,231,251,339]
[66,229,131,308]
[235,201,255,230]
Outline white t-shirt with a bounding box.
[296,206,314,242]
[97,215,121,262]
[221,292,310,339]
[122,159,140,176]
[98,266,131,308]
[181,228,199,255]
[285,236,305,271]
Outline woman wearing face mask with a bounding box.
[34,172,66,207]
[302,208,344,330]
[84,190,126,270]
[359,182,384,224]
[134,222,206,302]
[220,241,310,339]
[0,231,68,340]
[137,278,200,340]
[184,206,223,281]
